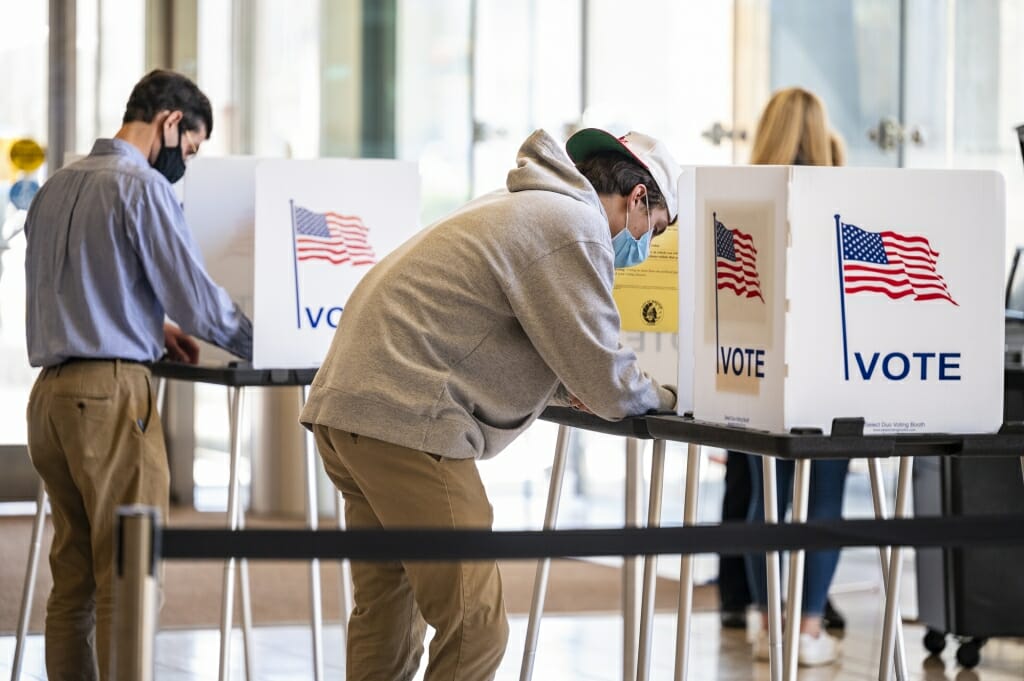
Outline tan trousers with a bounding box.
[27,360,168,681]
[313,426,509,681]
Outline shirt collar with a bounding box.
[90,138,151,168]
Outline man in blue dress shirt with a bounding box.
[24,69,252,681]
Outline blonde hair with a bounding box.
[829,131,846,166]
[750,87,844,167]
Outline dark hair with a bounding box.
[574,152,667,213]
[122,69,213,137]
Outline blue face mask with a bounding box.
[612,192,653,268]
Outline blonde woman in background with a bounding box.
[739,87,849,667]
[749,86,843,165]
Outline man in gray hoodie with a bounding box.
[300,127,681,681]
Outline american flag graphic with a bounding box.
[292,205,377,266]
[714,215,764,302]
[840,221,957,305]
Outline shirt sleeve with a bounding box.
[124,178,253,360]
[504,240,675,420]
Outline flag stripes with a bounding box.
[715,216,764,302]
[840,222,956,305]
[294,206,378,266]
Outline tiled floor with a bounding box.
[4,591,1024,680]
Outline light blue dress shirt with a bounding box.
[25,138,252,367]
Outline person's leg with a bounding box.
[405,456,507,681]
[718,451,752,625]
[744,457,794,611]
[786,459,849,667]
[57,362,169,680]
[800,459,850,618]
[27,367,100,681]
[316,427,508,681]
[315,426,427,681]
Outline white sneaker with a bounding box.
[752,630,840,666]
[798,631,840,667]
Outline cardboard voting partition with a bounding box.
[253,159,420,368]
[679,166,1005,435]
[183,157,260,365]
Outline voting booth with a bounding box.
[678,166,1005,435]
[184,157,421,369]
[252,160,420,368]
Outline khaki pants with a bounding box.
[313,426,509,681]
[27,360,168,681]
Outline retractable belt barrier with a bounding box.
[153,513,1024,562]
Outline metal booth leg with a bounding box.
[636,439,667,681]
[300,386,325,681]
[519,424,572,681]
[868,459,909,681]
[878,457,913,681]
[672,443,701,681]
[219,387,254,681]
[12,480,47,681]
[762,457,784,681]
[623,437,644,681]
[782,460,810,681]
[334,490,354,642]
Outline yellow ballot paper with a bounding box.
[613,224,678,332]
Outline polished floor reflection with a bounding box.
[4,575,1023,680]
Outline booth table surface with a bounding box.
[148,361,318,387]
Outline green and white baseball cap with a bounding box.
[566,128,682,222]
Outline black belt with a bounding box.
[54,357,147,368]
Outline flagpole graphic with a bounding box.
[289,199,302,329]
[713,212,721,374]
[835,214,851,381]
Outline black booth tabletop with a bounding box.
[147,361,318,387]
[644,414,1024,460]
[539,406,652,439]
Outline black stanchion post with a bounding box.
[112,505,160,681]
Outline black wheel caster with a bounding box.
[923,629,947,655]
[955,639,983,668]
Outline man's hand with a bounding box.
[164,323,200,364]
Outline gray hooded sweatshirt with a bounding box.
[299,129,675,460]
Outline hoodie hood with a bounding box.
[506,129,606,218]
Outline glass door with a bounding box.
[761,0,903,167]
[587,0,737,165]
[903,0,1024,260]
[470,0,583,196]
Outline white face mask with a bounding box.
[612,189,652,268]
